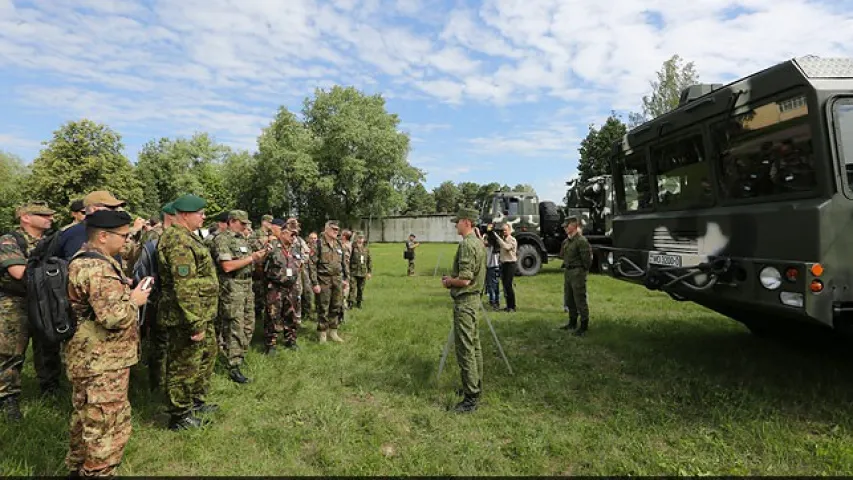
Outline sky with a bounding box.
[1,0,852,204]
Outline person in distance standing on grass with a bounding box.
[488,222,518,313]
[348,232,372,309]
[64,210,151,477]
[285,218,312,325]
[441,207,486,413]
[482,228,501,310]
[559,217,592,336]
[340,229,353,322]
[405,233,419,276]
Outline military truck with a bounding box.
[478,191,565,276]
[598,55,853,337]
[565,175,615,272]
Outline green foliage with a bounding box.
[457,182,480,209]
[432,181,459,213]
[0,151,31,232]
[25,119,143,224]
[513,183,536,195]
[402,183,436,215]
[576,113,628,184]
[630,54,700,126]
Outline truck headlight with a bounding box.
[759,266,782,290]
[780,292,804,307]
[607,252,614,265]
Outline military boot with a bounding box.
[192,401,219,414]
[229,366,251,384]
[169,414,203,431]
[560,318,578,330]
[453,394,479,413]
[573,320,588,337]
[264,344,277,356]
[284,341,300,351]
[318,331,327,343]
[2,395,22,422]
[329,329,344,343]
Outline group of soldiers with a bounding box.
[0,190,373,477]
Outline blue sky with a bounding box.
[1,0,852,204]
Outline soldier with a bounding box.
[405,233,419,276]
[0,201,55,420]
[203,211,229,251]
[140,216,163,245]
[441,207,486,413]
[559,217,593,336]
[64,210,152,476]
[144,201,175,392]
[309,220,348,343]
[340,229,353,321]
[264,227,302,354]
[61,199,85,231]
[286,218,313,324]
[157,194,220,430]
[212,210,268,384]
[348,232,372,309]
[249,215,275,327]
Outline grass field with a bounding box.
[4,242,853,475]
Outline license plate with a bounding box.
[648,253,682,267]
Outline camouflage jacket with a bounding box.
[65,244,139,378]
[157,225,219,334]
[203,230,219,251]
[451,232,486,299]
[248,227,274,252]
[560,234,592,270]
[140,225,163,245]
[309,235,349,285]
[350,244,372,277]
[0,227,40,297]
[264,242,301,289]
[212,230,254,281]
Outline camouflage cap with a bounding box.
[161,202,177,216]
[16,201,55,219]
[325,220,339,229]
[83,190,126,208]
[228,210,251,224]
[562,216,580,227]
[262,214,273,223]
[450,207,478,223]
[172,194,207,213]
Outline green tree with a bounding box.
[26,119,143,224]
[402,183,436,215]
[457,182,480,209]
[433,181,460,213]
[302,86,422,227]
[629,54,700,126]
[0,151,31,232]
[576,113,628,183]
[513,183,536,194]
[476,182,502,210]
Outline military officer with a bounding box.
[308,220,348,343]
[212,210,268,384]
[61,199,85,231]
[0,201,55,421]
[348,232,372,309]
[264,227,302,354]
[64,210,151,476]
[441,207,486,413]
[340,229,353,317]
[286,218,313,324]
[559,217,593,336]
[249,214,275,327]
[157,194,219,430]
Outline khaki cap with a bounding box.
[83,190,126,208]
[16,201,55,218]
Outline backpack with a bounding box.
[17,230,75,344]
[132,239,159,292]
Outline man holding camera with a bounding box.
[442,207,486,413]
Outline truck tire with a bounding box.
[516,243,542,276]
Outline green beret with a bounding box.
[450,207,479,223]
[85,210,132,229]
[229,210,250,224]
[172,194,207,213]
[161,202,177,215]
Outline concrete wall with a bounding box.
[358,214,459,243]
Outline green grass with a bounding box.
[4,242,853,475]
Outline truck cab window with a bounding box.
[652,133,712,209]
[617,151,653,212]
[834,100,853,191]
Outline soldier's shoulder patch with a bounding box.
[177,264,191,277]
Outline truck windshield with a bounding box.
[835,99,853,190]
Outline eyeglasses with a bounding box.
[104,230,131,240]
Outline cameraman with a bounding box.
[488,223,518,312]
[482,230,501,310]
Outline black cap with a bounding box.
[85,210,133,229]
[213,211,229,223]
[272,218,286,227]
[70,199,84,212]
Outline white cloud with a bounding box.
[468,122,582,157]
[0,133,42,152]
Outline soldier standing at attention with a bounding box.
[157,194,219,430]
[405,233,419,276]
[64,210,151,477]
[264,227,302,354]
[0,201,55,421]
[441,207,486,413]
[309,220,348,344]
[286,218,313,324]
[212,210,268,384]
[144,201,175,392]
[559,217,593,336]
[249,214,275,328]
[348,232,372,309]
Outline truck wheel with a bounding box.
[516,244,542,276]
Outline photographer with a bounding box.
[482,231,501,310]
[488,223,518,312]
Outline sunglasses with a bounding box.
[104,230,131,240]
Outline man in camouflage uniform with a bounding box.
[143,202,175,392]
[0,201,55,421]
[348,232,372,309]
[212,210,267,384]
[286,218,313,324]
[441,207,486,413]
[559,217,593,336]
[309,220,349,344]
[64,210,152,476]
[406,233,419,276]
[203,211,229,251]
[264,227,302,354]
[140,216,163,245]
[249,214,275,328]
[157,194,220,430]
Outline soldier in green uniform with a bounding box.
[348,232,372,309]
[157,194,220,430]
[405,234,419,276]
[212,210,268,384]
[441,207,486,413]
[0,201,55,421]
[203,211,229,251]
[286,218,313,324]
[64,210,152,476]
[559,217,593,336]
[249,214,274,328]
[309,220,349,344]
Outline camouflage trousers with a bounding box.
[299,268,314,322]
[453,293,483,397]
[253,278,267,325]
[65,368,131,476]
[165,322,216,417]
[347,276,367,307]
[316,275,344,332]
[219,280,254,368]
[564,268,589,323]
[265,284,299,346]
[0,296,62,399]
[407,259,415,276]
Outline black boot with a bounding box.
[453,394,479,413]
[284,341,300,351]
[2,395,22,422]
[573,319,588,337]
[264,345,277,356]
[192,400,219,414]
[560,319,578,330]
[356,302,362,309]
[168,414,203,430]
[229,366,251,384]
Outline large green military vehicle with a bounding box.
[598,55,853,336]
